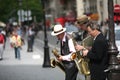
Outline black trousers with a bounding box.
[63,61,78,80]
[27,35,34,51]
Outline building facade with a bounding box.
[45,0,120,25]
[45,0,76,24]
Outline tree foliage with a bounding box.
[0,0,43,23]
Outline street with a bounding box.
[0,65,64,80]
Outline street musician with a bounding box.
[75,15,109,80]
[51,24,78,80]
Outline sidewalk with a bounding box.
[0,37,43,65]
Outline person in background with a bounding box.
[1,28,6,50]
[16,25,25,46]
[27,25,35,52]
[55,17,66,27]
[75,15,109,80]
[51,24,78,80]
[0,31,5,60]
[100,21,109,39]
[65,21,79,33]
[10,31,22,60]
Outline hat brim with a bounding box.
[51,28,66,36]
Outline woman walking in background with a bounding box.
[10,31,22,60]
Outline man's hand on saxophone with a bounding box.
[57,53,74,61]
[82,49,88,56]
[75,44,89,56]
[57,55,63,61]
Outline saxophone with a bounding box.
[50,48,65,72]
[70,34,93,76]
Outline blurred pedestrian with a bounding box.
[0,31,5,60]
[1,28,6,50]
[55,17,66,27]
[100,21,109,39]
[10,31,22,60]
[51,24,78,80]
[65,21,79,33]
[75,15,109,80]
[16,25,25,46]
[27,25,35,52]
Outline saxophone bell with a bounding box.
[70,52,77,60]
[51,48,65,72]
[50,58,65,72]
[50,58,56,68]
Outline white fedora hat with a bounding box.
[51,24,66,36]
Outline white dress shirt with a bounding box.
[62,33,76,61]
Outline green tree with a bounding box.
[0,0,17,22]
[22,0,43,22]
[0,0,43,23]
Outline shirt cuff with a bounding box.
[62,53,72,61]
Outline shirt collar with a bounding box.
[94,32,101,40]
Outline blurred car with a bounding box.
[115,26,120,58]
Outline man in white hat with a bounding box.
[51,24,78,80]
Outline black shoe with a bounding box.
[27,50,32,52]
[27,50,30,52]
[31,50,33,52]
[0,58,3,60]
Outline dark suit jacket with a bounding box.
[87,33,109,80]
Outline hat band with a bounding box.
[54,29,63,33]
[77,20,89,25]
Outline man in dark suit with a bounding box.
[75,15,109,80]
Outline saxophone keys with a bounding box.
[78,59,82,63]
